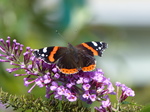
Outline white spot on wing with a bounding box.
[43,47,47,53]
[98,47,101,50]
[41,54,45,57]
[92,41,98,46]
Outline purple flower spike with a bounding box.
[0,37,135,111]
[116,82,135,97]
[115,82,135,102]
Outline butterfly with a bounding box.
[33,41,107,74]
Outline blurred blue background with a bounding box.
[0,0,150,111]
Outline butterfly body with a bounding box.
[33,41,107,74]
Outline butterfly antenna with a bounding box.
[55,30,70,45]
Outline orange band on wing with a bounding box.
[81,43,98,55]
[60,68,78,74]
[82,64,96,72]
[48,46,59,62]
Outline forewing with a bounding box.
[76,41,107,57]
[33,46,67,63]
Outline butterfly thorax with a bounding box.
[67,43,79,63]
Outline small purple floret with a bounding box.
[67,94,77,102]
[83,84,91,91]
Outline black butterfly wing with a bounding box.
[76,41,107,57]
[76,41,107,72]
[78,52,96,72]
[34,45,79,74]
[33,46,68,63]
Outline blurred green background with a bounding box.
[0,0,150,111]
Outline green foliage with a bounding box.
[0,88,91,112]
[112,100,143,112]
[141,104,150,112]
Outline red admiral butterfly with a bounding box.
[33,41,107,74]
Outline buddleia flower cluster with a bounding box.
[0,37,135,111]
